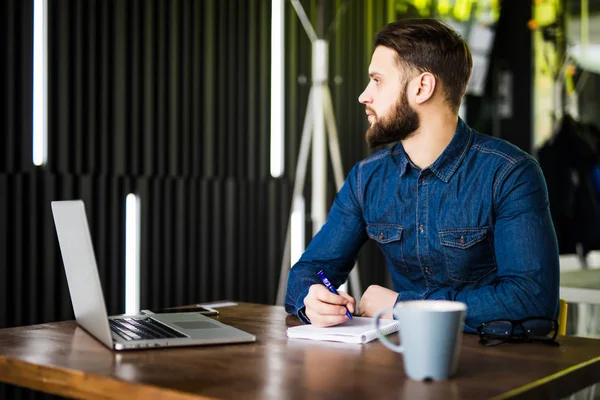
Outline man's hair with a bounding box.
[374,18,473,113]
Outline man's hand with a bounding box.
[303,284,356,327]
[358,285,398,318]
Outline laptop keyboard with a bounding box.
[109,317,187,341]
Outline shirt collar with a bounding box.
[393,143,409,178]
[429,118,472,182]
[394,118,472,182]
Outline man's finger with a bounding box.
[307,312,351,327]
[304,295,351,316]
[337,291,356,314]
[314,287,349,305]
[307,284,349,305]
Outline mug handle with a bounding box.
[374,307,403,353]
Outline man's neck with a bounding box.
[401,112,459,170]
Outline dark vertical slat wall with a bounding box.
[1,0,281,326]
[3,0,36,340]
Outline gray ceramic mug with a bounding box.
[373,300,467,380]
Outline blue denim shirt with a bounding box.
[285,119,560,333]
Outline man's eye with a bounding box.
[373,79,380,85]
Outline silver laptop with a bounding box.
[51,200,256,351]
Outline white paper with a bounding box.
[287,317,399,344]
[196,301,238,308]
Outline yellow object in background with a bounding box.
[532,0,558,27]
[454,0,474,21]
[414,0,432,16]
[559,298,568,336]
[565,64,576,95]
[392,0,500,24]
[437,0,451,16]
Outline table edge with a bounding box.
[490,355,600,399]
[0,356,215,400]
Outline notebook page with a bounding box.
[287,317,399,344]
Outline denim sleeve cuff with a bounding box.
[297,307,310,324]
[295,288,311,324]
[396,291,422,303]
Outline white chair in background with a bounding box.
[559,248,600,337]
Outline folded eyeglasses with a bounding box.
[477,317,559,346]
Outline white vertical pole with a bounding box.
[290,197,305,265]
[270,0,285,178]
[33,0,48,166]
[125,194,141,314]
[311,40,328,236]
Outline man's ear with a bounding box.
[414,72,436,105]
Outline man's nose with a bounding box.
[358,88,371,104]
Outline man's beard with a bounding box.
[365,87,420,148]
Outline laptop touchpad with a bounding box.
[174,321,219,330]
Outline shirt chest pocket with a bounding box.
[438,228,496,282]
[366,224,408,272]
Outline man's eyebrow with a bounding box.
[369,72,384,79]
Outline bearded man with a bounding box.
[285,18,559,333]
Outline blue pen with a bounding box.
[317,269,353,320]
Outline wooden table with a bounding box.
[1,303,600,399]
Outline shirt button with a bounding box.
[459,236,466,244]
[425,267,430,274]
[420,177,425,184]
[419,224,424,233]
[379,232,385,240]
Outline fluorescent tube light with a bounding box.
[270,0,285,177]
[33,0,48,166]
[125,194,141,314]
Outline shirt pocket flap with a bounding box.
[367,225,403,244]
[439,228,487,249]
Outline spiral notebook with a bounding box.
[286,317,400,344]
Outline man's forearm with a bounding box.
[284,265,318,321]
[421,279,558,333]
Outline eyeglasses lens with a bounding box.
[520,319,557,341]
[479,320,512,345]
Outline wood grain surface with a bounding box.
[1,302,599,399]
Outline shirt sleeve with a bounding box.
[419,157,560,333]
[284,164,369,322]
